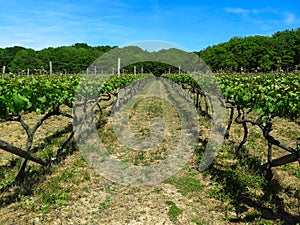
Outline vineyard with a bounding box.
[0,72,299,224]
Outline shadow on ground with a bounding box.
[203,142,300,224]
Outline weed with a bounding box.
[295,168,300,179]
[98,197,112,211]
[166,200,182,224]
[140,210,146,214]
[25,197,36,210]
[41,203,50,213]
[41,190,70,206]
[133,151,145,165]
[165,176,204,196]
[59,169,75,181]
[205,185,230,202]
[153,187,162,194]
[83,169,91,181]
[73,155,87,167]
[253,217,284,225]
[191,219,203,225]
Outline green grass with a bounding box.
[166,200,182,224]
[140,210,146,214]
[73,155,87,167]
[295,167,300,178]
[205,185,231,202]
[31,166,91,212]
[165,176,204,196]
[98,197,112,211]
[191,219,203,225]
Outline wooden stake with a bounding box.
[117,58,121,76]
[49,61,53,76]
[2,66,5,79]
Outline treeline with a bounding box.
[1,28,300,74]
[199,28,300,73]
[0,43,180,75]
[0,43,115,74]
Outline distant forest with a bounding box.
[199,28,300,73]
[0,43,115,75]
[0,28,299,74]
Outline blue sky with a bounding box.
[0,0,299,51]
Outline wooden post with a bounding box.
[117,58,121,76]
[134,66,136,75]
[2,66,5,79]
[86,68,89,75]
[168,68,170,74]
[49,61,53,76]
[141,67,143,74]
[115,58,121,109]
[179,66,181,75]
[27,68,30,76]
[94,66,97,75]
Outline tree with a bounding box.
[9,49,43,74]
[0,46,26,72]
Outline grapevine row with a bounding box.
[162,72,300,179]
[0,73,153,182]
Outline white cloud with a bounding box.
[224,6,300,29]
[224,7,249,16]
[0,1,134,50]
[283,12,296,25]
